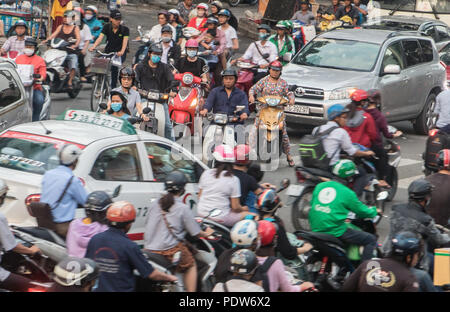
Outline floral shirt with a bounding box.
[249,75,294,102]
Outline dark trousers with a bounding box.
[110,53,127,90]
[338,228,377,261]
[78,52,86,77]
[32,89,44,122]
[253,71,269,84]
[0,273,32,292]
[372,144,389,180]
[353,165,370,197]
[438,124,450,134]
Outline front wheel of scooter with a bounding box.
[68,77,81,99]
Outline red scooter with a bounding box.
[235,60,259,112]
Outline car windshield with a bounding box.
[292,38,381,71]
[0,131,85,175]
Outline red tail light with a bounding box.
[429,129,438,137]
[28,287,47,292]
[295,169,306,183]
[25,193,41,209]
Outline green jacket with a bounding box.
[309,181,377,237]
[269,34,296,65]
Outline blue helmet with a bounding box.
[218,9,231,18]
[327,104,349,121]
[391,231,421,256]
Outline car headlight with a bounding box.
[328,87,357,100]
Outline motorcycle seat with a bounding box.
[300,166,335,179]
[142,250,175,271]
[295,230,345,249]
[15,226,66,247]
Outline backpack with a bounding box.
[258,256,278,292]
[299,126,339,170]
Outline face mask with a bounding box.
[151,55,161,64]
[23,48,34,56]
[111,102,122,112]
[187,50,197,58]
[259,33,269,40]
[85,14,93,20]
[161,36,172,43]
[65,20,74,26]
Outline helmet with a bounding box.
[59,144,82,166]
[269,60,283,71]
[24,37,38,47]
[210,1,224,10]
[408,179,434,201]
[185,39,199,48]
[197,3,209,11]
[85,5,98,15]
[230,219,258,248]
[391,231,421,257]
[119,67,135,79]
[367,89,381,104]
[350,89,369,102]
[258,220,276,246]
[234,144,250,165]
[85,191,112,212]
[149,43,163,54]
[53,257,99,287]
[218,9,231,18]
[437,149,450,170]
[327,104,349,121]
[212,144,235,163]
[221,68,238,78]
[74,7,85,17]
[106,201,136,224]
[275,20,291,30]
[168,9,180,16]
[332,159,357,179]
[206,17,219,25]
[164,170,188,193]
[13,20,28,30]
[64,10,76,18]
[247,163,263,183]
[229,249,258,275]
[257,189,281,213]
[257,24,272,33]
[161,25,173,34]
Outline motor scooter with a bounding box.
[132,25,152,66]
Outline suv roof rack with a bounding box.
[386,30,427,38]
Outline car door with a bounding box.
[0,68,31,130]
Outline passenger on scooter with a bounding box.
[341,231,420,292]
[144,171,214,292]
[15,38,46,122]
[175,39,209,83]
[160,25,181,65]
[199,68,249,122]
[135,43,177,141]
[73,7,93,83]
[309,159,379,262]
[0,20,31,56]
[110,67,145,118]
[106,91,132,120]
[269,20,296,66]
[149,10,176,43]
[168,9,183,44]
[217,9,239,71]
[213,249,264,292]
[43,10,81,90]
[246,163,265,213]
[196,145,257,227]
[0,180,40,292]
[231,24,278,84]
[198,29,219,75]
[248,60,295,166]
[187,3,209,32]
[432,88,450,134]
[85,201,178,292]
[291,1,317,26]
[84,5,102,42]
[49,256,99,292]
[256,220,315,292]
[66,191,111,258]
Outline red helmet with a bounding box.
[437,149,450,170]
[350,89,368,102]
[106,201,136,224]
[234,144,250,165]
[258,220,277,246]
[269,60,283,71]
[185,39,199,49]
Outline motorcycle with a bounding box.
[132,25,152,66]
[383,125,402,201]
[227,0,258,7]
[42,38,82,98]
[423,126,450,176]
[235,60,258,101]
[137,89,173,135]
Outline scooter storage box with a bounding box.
[434,248,450,285]
[424,130,450,171]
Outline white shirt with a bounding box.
[242,40,278,71]
[218,25,237,49]
[149,24,176,43]
[213,279,264,292]
[79,24,93,50]
[161,41,173,64]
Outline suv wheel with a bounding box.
[413,93,437,135]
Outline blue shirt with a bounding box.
[40,165,88,223]
[204,86,250,117]
[85,227,154,292]
[85,18,103,42]
[435,89,450,129]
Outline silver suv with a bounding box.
[281,28,446,134]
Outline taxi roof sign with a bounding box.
[56,109,137,135]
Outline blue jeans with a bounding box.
[338,228,377,261]
[32,89,44,121]
[410,268,438,292]
[163,103,174,141]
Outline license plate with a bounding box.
[286,105,310,114]
[287,184,305,196]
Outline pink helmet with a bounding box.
[185,39,199,48]
[213,144,235,163]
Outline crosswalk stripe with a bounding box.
[398,174,425,189]
[398,158,422,167]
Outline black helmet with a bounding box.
[391,231,421,257]
[149,43,163,54]
[85,191,112,212]
[229,249,258,275]
[367,89,381,104]
[206,17,219,25]
[13,20,28,30]
[53,257,99,287]
[257,24,272,33]
[119,67,135,83]
[24,38,38,47]
[164,171,188,193]
[436,149,450,170]
[161,25,173,34]
[408,179,434,201]
[221,68,238,78]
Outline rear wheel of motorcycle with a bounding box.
[386,167,398,202]
[291,188,314,231]
[228,0,240,7]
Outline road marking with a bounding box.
[398,174,425,189]
[398,158,422,167]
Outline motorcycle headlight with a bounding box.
[328,87,357,101]
[266,98,281,107]
[182,73,194,85]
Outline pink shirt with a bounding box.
[197,28,227,55]
[257,256,301,292]
[66,218,109,258]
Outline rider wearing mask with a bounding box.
[200,68,249,123]
[269,20,295,65]
[232,24,278,83]
[85,201,178,292]
[248,61,296,166]
[135,43,177,141]
[66,191,111,258]
[309,159,379,262]
[175,39,209,83]
[335,0,359,25]
[187,2,209,32]
[84,5,102,42]
[342,231,420,292]
[0,180,41,292]
[110,67,145,118]
[106,91,132,120]
[40,144,88,238]
[0,20,31,56]
[149,10,176,43]
[144,171,214,292]
[160,25,181,65]
[15,38,46,121]
[74,7,93,83]
[49,257,99,292]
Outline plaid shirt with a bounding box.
[1,36,31,54]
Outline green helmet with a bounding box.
[275,20,291,30]
[332,159,357,179]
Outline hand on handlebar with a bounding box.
[29,245,41,255]
[200,109,208,117]
[393,130,403,138]
[240,113,248,121]
[300,282,316,292]
[201,226,215,238]
[364,150,375,157]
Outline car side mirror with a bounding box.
[382,64,401,76]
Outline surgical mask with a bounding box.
[23,48,34,56]
[161,36,172,43]
[111,102,122,112]
[85,14,93,20]
[259,33,269,40]
[151,55,161,63]
[187,50,197,58]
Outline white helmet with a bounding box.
[168,9,180,16]
[59,144,82,166]
[85,5,98,15]
[230,219,258,248]
[0,179,8,197]
[197,3,209,10]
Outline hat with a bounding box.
[110,10,122,19]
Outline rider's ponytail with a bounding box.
[214,162,233,178]
[159,192,175,212]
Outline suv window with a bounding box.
[0,70,21,109]
[435,25,450,42]
[381,41,405,70]
[402,40,422,67]
[419,40,434,63]
[91,144,143,181]
[145,142,203,183]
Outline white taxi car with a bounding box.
[0,109,208,244]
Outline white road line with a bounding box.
[398,158,422,167]
[398,174,425,189]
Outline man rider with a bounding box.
[15,38,46,122]
[84,5,103,42]
[335,0,359,25]
[269,21,295,66]
[135,43,177,141]
[0,20,31,56]
[432,87,450,134]
[309,159,379,262]
[291,1,316,26]
[149,10,176,43]
[248,61,295,166]
[110,67,145,119]
[175,39,209,83]
[160,25,181,65]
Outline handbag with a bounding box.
[111,54,123,67]
[160,208,198,255]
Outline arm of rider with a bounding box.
[346,187,378,219]
[44,25,62,43]
[232,38,239,52]
[422,218,450,247]
[148,269,178,282]
[354,150,375,158]
[70,26,81,49]
[89,33,104,52]
[297,242,313,255]
[198,226,215,238]
[230,197,247,213]
[117,36,129,57]
[12,243,40,255]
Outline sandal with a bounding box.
[378,180,391,188]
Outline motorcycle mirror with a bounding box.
[281,178,290,189]
[112,185,122,198]
[99,103,108,110]
[142,107,151,114]
[169,58,175,66]
[202,65,210,73]
[376,191,389,201]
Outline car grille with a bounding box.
[291,86,325,100]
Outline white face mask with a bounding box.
[85,14,93,20]
[23,48,34,56]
